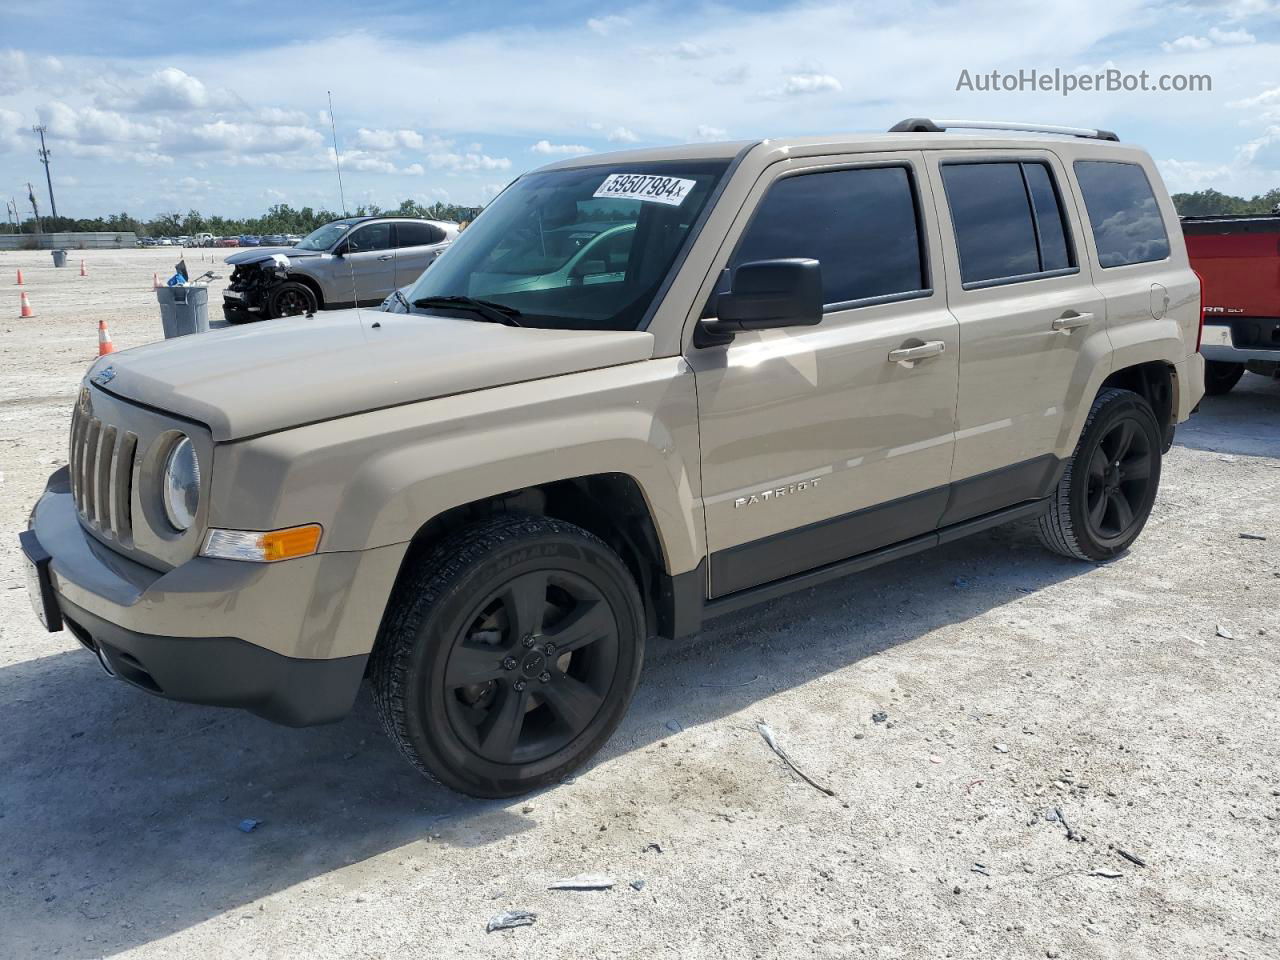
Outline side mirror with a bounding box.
[332,243,347,257]
[572,258,607,278]
[701,258,823,340]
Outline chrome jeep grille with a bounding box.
[69,397,138,544]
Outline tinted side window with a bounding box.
[395,222,444,248]
[345,223,392,252]
[1022,164,1072,272]
[942,163,1039,284]
[1073,161,1170,268]
[942,161,1077,284]
[729,166,926,307]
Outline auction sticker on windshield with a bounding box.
[593,173,696,206]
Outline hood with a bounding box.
[224,246,321,266]
[89,310,655,441]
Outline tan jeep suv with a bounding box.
[22,119,1206,797]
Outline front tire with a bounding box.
[371,515,645,798]
[268,281,318,319]
[1037,388,1162,562]
[1204,360,1245,396]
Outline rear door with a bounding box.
[393,221,449,289]
[338,222,396,302]
[925,150,1109,522]
[688,153,960,597]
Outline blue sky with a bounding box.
[2,0,1279,220]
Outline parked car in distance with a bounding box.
[1183,213,1280,394]
[238,235,261,247]
[214,236,239,248]
[23,120,1205,798]
[222,216,457,320]
[260,234,289,246]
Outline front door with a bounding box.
[687,154,960,597]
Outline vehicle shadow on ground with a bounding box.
[0,521,1087,957]
[1175,373,1280,458]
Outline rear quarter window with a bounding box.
[1073,161,1171,268]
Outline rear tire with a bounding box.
[1037,388,1162,562]
[370,515,645,798]
[1204,360,1245,396]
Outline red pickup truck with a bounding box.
[1182,213,1280,394]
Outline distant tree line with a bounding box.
[1172,188,1280,216]
[6,199,485,237]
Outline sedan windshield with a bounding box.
[405,159,730,330]
[296,219,357,251]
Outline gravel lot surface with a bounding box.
[1,248,1278,959]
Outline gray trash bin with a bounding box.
[156,285,210,339]
[51,249,67,268]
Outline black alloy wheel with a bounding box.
[443,569,621,766]
[268,281,317,318]
[1037,388,1163,562]
[1082,414,1155,548]
[371,515,644,797]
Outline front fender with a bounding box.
[208,358,705,576]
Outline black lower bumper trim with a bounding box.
[60,600,367,727]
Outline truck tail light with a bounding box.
[1192,267,1205,352]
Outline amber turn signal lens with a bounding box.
[200,524,323,563]
[260,524,323,561]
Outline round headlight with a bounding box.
[162,436,200,531]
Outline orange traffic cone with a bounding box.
[98,320,115,356]
[15,268,24,286]
[152,272,160,290]
[80,259,87,277]
[19,290,34,317]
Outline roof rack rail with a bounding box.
[889,118,1119,142]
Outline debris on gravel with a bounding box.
[548,875,615,891]
[756,721,836,796]
[486,910,537,933]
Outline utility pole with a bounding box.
[27,182,41,236]
[33,124,58,221]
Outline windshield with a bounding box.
[406,159,730,330]
[296,219,357,251]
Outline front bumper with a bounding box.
[1201,322,1280,364]
[24,468,407,725]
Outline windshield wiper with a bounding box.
[412,295,524,327]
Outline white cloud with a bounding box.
[587,15,630,35]
[775,73,843,96]
[1163,25,1255,51]
[1207,25,1256,43]
[354,127,432,151]
[695,124,728,140]
[530,139,592,155]
[671,41,710,60]
[427,151,512,171]
[1229,85,1280,121]
[133,67,213,110]
[186,120,324,154]
[0,108,25,152]
[38,100,161,143]
[1162,34,1213,51]
[714,64,750,86]
[607,126,640,143]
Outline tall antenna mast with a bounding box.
[33,125,58,220]
[327,91,348,216]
